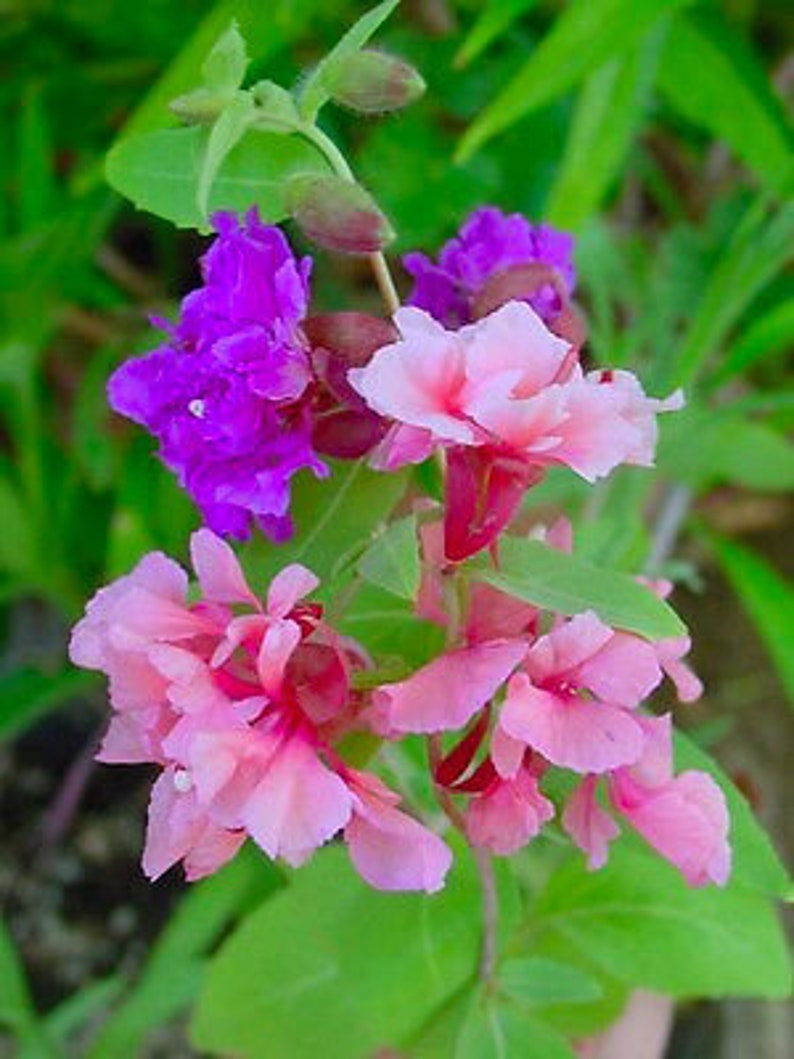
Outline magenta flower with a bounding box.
[350,303,681,558]
[403,206,576,329]
[70,530,451,891]
[108,210,326,541]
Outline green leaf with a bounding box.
[657,11,793,198]
[454,0,540,69]
[338,583,446,668]
[299,0,400,121]
[0,475,33,579]
[17,84,57,231]
[0,667,98,741]
[241,460,408,594]
[201,20,248,95]
[659,409,794,493]
[670,200,794,387]
[192,845,481,1058]
[708,535,794,704]
[106,125,331,229]
[533,842,791,999]
[473,537,686,639]
[710,300,794,387]
[545,33,660,230]
[197,92,255,216]
[499,957,602,1007]
[358,514,420,600]
[456,995,576,1059]
[0,920,54,1057]
[673,729,790,896]
[457,0,693,161]
[87,848,279,1059]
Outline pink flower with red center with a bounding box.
[70,529,450,892]
[349,302,682,558]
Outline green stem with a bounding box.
[298,123,401,316]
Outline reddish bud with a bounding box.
[472,263,568,320]
[312,408,387,459]
[304,312,397,366]
[286,174,394,254]
[328,49,425,114]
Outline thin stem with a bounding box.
[472,845,499,982]
[298,122,401,317]
[645,483,694,576]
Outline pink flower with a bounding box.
[350,303,681,558]
[70,530,447,892]
[465,765,554,856]
[499,612,662,774]
[344,771,452,892]
[371,640,527,734]
[562,718,731,887]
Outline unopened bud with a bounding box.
[286,174,394,255]
[169,87,228,125]
[327,49,425,114]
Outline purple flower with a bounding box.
[402,206,576,329]
[108,209,326,541]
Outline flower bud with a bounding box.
[327,49,425,114]
[286,174,395,254]
[169,87,228,125]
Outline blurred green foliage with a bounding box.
[1,0,792,1054]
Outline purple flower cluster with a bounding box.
[402,206,576,328]
[109,210,326,540]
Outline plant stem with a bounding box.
[298,122,401,316]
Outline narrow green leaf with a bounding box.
[708,535,794,704]
[358,515,420,600]
[499,957,602,1007]
[673,729,790,895]
[201,20,248,95]
[0,476,33,579]
[196,92,255,216]
[192,845,480,1057]
[659,409,794,493]
[533,844,791,998]
[299,0,400,121]
[0,920,54,1058]
[473,538,685,639]
[671,199,794,387]
[454,0,539,69]
[545,33,660,230]
[17,84,57,230]
[657,11,793,197]
[710,300,794,387]
[457,0,693,161]
[106,125,331,229]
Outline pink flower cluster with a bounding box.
[363,520,730,887]
[69,530,451,891]
[350,302,682,559]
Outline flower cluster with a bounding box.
[70,529,451,891]
[74,204,732,893]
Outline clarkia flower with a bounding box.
[403,205,576,330]
[350,302,682,558]
[108,209,326,541]
[69,530,451,892]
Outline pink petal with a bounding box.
[466,768,554,856]
[562,776,620,870]
[655,637,703,703]
[142,770,204,880]
[375,640,527,734]
[183,826,246,882]
[500,672,645,774]
[461,300,571,399]
[241,735,353,865]
[345,771,452,892]
[526,612,613,684]
[490,721,526,779]
[257,620,302,697]
[190,528,259,607]
[370,423,437,471]
[266,564,319,618]
[614,771,731,887]
[574,632,663,709]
